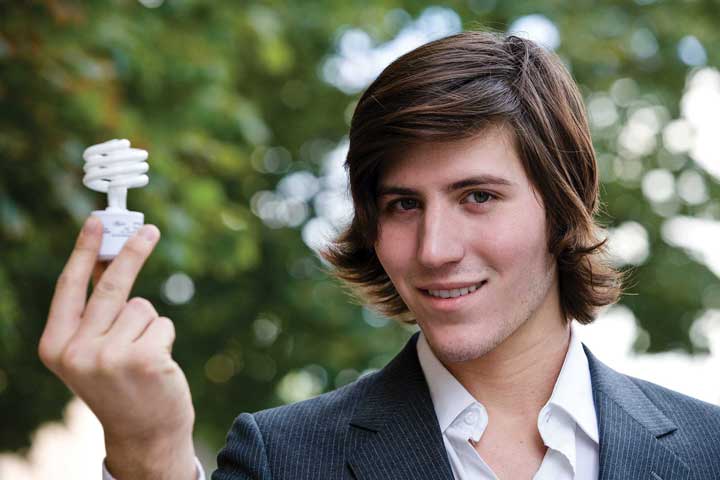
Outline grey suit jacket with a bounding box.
[212,333,720,479]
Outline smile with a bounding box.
[422,281,488,299]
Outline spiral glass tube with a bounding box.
[82,139,150,260]
[83,139,149,211]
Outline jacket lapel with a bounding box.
[585,346,691,480]
[347,332,454,480]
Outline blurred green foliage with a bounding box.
[1,0,719,455]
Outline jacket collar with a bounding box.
[347,332,691,480]
[347,332,454,480]
[584,346,690,480]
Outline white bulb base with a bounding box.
[91,209,144,261]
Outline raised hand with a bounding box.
[38,216,197,480]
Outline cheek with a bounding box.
[375,224,414,280]
[479,207,549,273]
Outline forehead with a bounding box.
[378,126,527,188]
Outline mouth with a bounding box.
[418,280,488,310]
[420,280,487,298]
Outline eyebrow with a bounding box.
[377,174,516,197]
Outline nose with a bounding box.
[416,204,464,269]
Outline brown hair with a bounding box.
[321,30,623,324]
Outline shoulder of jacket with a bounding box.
[628,375,720,419]
[627,373,720,452]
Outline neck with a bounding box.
[444,314,570,417]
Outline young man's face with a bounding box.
[374,126,562,364]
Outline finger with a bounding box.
[78,224,160,338]
[135,316,176,353]
[41,217,103,362]
[104,297,158,344]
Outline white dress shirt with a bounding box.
[417,323,599,480]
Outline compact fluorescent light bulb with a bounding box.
[82,139,149,261]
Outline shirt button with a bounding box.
[464,412,478,425]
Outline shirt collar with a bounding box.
[416,322,599,444]
[417,331,478,434]
[546,322,599,444]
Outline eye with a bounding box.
[465,191,494,204]
[386,197,419,212]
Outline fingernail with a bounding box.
[84,216,101,234]
[140,225,159,242]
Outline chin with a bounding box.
[419,313,523,364]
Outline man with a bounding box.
[40,31,720,480]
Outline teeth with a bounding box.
[427,283,483,299]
